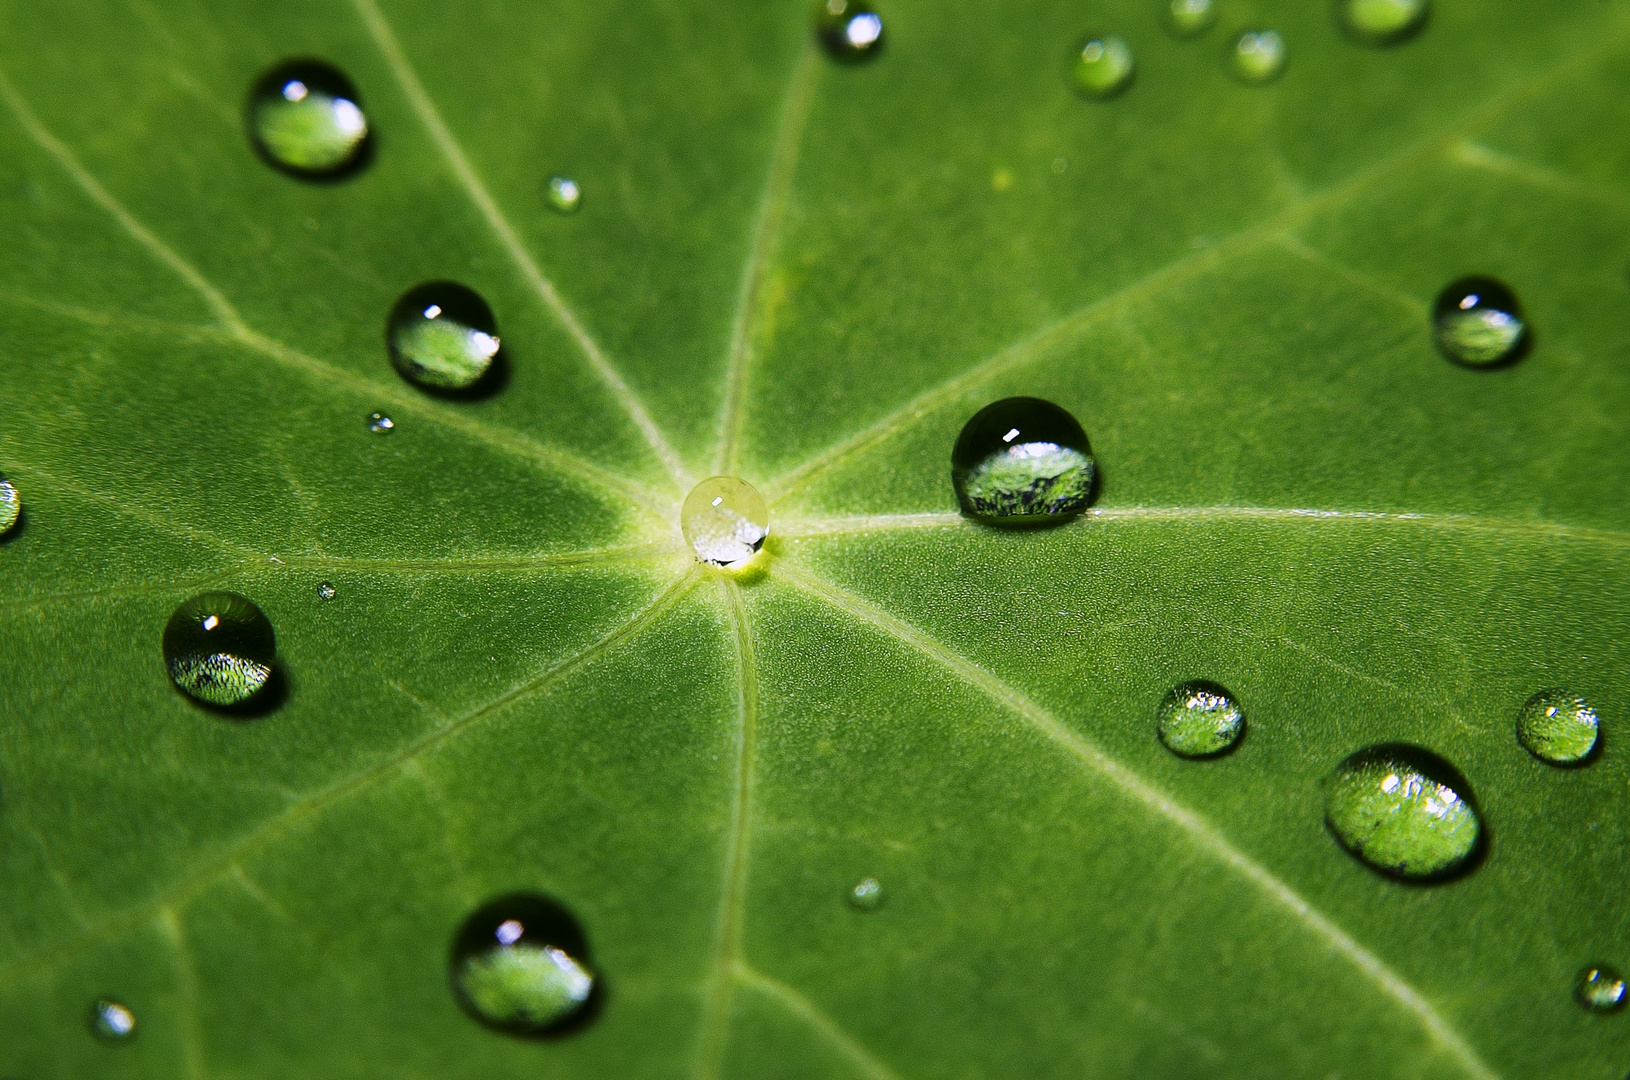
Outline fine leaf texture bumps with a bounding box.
[0,0,1627,1077]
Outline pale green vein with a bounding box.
[1275,235,1429,320]
[347,0,692,494]
[0,567,252,612]
[158,905,206,1080]
[274,541,684,573]
[735,963,907,1080]
[775,561,1500,1080]
[1449,140,1630,216]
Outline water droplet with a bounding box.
[849,877,884,910]
[163,592,276,708]
[1156,680,1245,758]
[316,581,337,601]
[1229,29,1287,84]
[546,176,582,213]
[1166,0,1216,37]
[682,477,769,569]
[387,283,501,392]
[1323,745,1482,880]
[1051,156,1068,174]
[817,0,883,61]
[247,61,370,177]
[1433,277,1527,366]
[1517,689,1599,766]
[1339,0,1429,45]
[0,473,19,536]
[951,397,1095,523]
[368,411,395,433]
[1577,965,1627,1012]
[89,998,136,1041]
[451,894,597,1035]
[1072,34,1135,99]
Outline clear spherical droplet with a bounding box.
[547,176,581,214]
[1166,0,1216,37]
[1517,689,1599,766]
[817,0,883,61]
[682,477,769,569]
[0,473,19,536]
[1323,745,1481,880]
[849,877,884,910]
[89,998,136,1041]
[247,60,370,177]
[316,581,337,601]
[1156,680,1245,758]
[1230,29,1287,83]
[163,592,276,708]
[368,411,395,433]
[451,894,597,1035]
[1073,35,1136,99]
[1434,277,1527,366]
[1577,965,1627,1012]
[951,397,1095,523]
[1339,0,1429,45]
[387,282,501,392]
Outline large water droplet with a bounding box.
[368,411,395,433]
[547,176,582,214]
[1339,0,1429,45]
[1229,30,1287,83]
[1517,690,1599,766]
[848,877,884,910]
[1073,35,1135,99]
[163,592,276,708]
[1433,277,1527,366]
[248,61,370,177]
[451,894,597,1036]
[89,998,136,1041]
[0,473,19,536]
[1166,0,1216,37]
[1323,745,1482,880]
[387,283,501,392]
[1576,965,1627,1012]
[1156,680,1245,758]
[817,0,883,61]
[683,477,769,569]
[951,397,1095,524]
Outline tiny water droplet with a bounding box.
[368,412,395,433]
[1433,277,1527,366]
[1323,745,1481,880]
[817,0,883,61]
[163,592,276,708]
[951,397,1095,523]
[849,877,884,910]
[1051,156,1068,174]
[1156,680,1245,758]
[1166,0,1216,37]
[247,61,370,177]
[1517,689,1599,766]
[1339,0,1429,45]
[387,283,501,392]
[316,581,337,601]
[546,176,582,213]
[89,998,136,1041]
[0,473,19,536]
[1229,29,1287,83]
[1073,34,1135,99]
[682,477,769,569]
[1576,965,1627,1012]
[451,894,597,1035]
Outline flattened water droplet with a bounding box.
[316,581,337,601]
[817,0,883,61]
[368,411,395,433]
[1577,965,1627,1012]
[1517,689,1599,766]
[849,877,884,910]
[248,61,370,177]
[1339,0,1429,45]
[163,592,276,708]
[451,894,597,1036]
[1230,29,1286,83]
[1156,680,1245,758]
[683,478,769,569]
[1434,277,1527,366]
[1323,745,1481,880]
[546,175,582,213]
[951,397,1095,524]
[387,283,501,392]
[89,998,136,1041]
[1073,34,1135,99]
[0,473,19,536]
[1166,0,1216,37]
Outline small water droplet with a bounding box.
[817,0,883,61]
[1156,680,1245,758]
[247,61,370,177]
[848,877,884,910]
[682,477,769,569]
[1323,745,1481,880]
[387,282,501,392]
[1339,0,1429,45]
[1517,689,1599,766]
[316,581,337,601]
[368,412,395,433]
[951,397,1095,523]
[450,894,597,1035]
[1229,29,1287,84]
[1072,34,1135,99]
[0,473,19,536]
[163,592,276,708]
[89,998,136,1041]
[1433,277,1527,366]
[1166,0,1216,37]
[546,176,582,213]
[1576,965,1627,1012]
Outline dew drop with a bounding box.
[1229,29,1287,83]
[1516,689,1599,766]
[849,877,884,910]
[163,592,276,708]
[316,581,337,601]
[817,0,883,61]
[368,411,395,433]
[1433,277,1527,366]
[1156,680,1245,758]
[451,894,597,1035]
[682,478,769,568]
[546,176,582,214]
[1073,34,1135,99]
[1323,745,1481,880]
[951,397,1095,524]
[1166,0,1216,38]
[1339,0,1429,45]
[1577,965,1627,1012]
[0,473,19,536]
[387,283,501,392]
[247,61,370,177]
[89,998,136,1041]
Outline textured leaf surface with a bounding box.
[1,0,1629,1077]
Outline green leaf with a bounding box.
[1,0,1627,1076]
